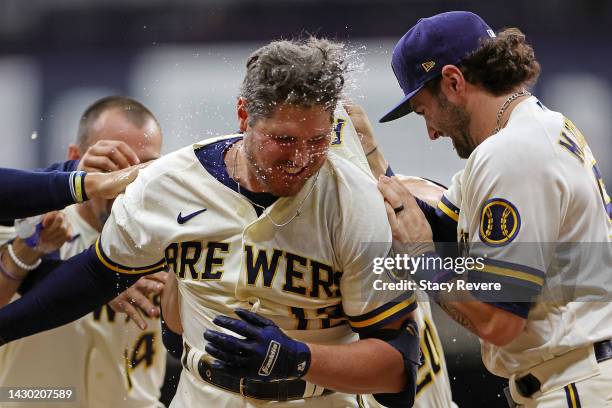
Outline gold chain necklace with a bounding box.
[231,140,318,228]
[493,89,531,134]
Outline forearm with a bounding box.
[303,339,405,394]
[0,168,82,221]
[437,288,524,346]
[0,246,140,345]
[366,148,389,180]
[0,241,38,306]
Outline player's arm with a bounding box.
[0,244,144,344]
[0,167,168,345]
[303,313,417,394]
[378,153,551,346]
[0,211,72,306]
[342,103,459,247]
[0,163,144,222]
[159,271,185,359]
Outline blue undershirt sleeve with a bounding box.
[0,244,142,345]
[0,166,79,221]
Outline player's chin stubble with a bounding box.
[437,94,473,159]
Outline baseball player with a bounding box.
[0,38,421,407]
[157,103,458,407]
[0,156,144,222]
[0,96,166,408]
[377,11,612,407]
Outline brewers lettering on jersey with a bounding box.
[379,10,612,408]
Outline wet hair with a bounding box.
[77,96,159,150]
[426,27,541,96]
[239,37,347,125]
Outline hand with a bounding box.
[84,161,151,200]
[204,308,311,380]
[78,140,140,173]
[109,272,167,330]
[343,102,377,154]
[34,211,72,254]
[378,176,434,255]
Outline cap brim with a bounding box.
[379,84,424,123]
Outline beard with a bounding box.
[242,137,325,197]
[436,93,474,159]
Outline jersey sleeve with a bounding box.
[463,148,557,315]
[329,104,373,177]
[333,171,416,335]
[97,168,169,275]
[435,169,462,226]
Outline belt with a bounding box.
[504,340,612,407]
[182,342,333,401]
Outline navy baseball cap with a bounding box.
[379,11,495,123]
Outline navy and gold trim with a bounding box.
[564,383,582,408]
[69,171,88,203]
[479,198,521,247]
[470,257,545,290]
[469,258,545,308]
[347,291,417,334]
[436,195,459,223]
[95,238,166,275]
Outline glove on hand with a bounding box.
[204,308,311,380]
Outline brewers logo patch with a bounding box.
[479,198,521,246]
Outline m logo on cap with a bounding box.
[421,61,436,72]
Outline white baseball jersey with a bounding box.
[0,204,166,408]
[435,96,612,378]
[98,119,416,406]
[332,106,456,408]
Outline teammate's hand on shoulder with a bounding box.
[35,211,73,254]
[378,175,434,255]
[84,161,151,200]
[343,102,378,154]
[77,140,140,173]
[204,308,311,381]
[109,272,167,330]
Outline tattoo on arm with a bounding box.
[438,302,476,333]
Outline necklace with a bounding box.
[231,141,319,228]
[493,89,531,134]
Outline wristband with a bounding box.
[69,171,88,203]
[7,243,42,271]
[0,252,24,281]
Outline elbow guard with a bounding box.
[363,319,420,408]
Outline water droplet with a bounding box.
[31,131,38,140]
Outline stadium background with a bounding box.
[1,1,610,406]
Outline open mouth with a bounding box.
[281,166,307,176]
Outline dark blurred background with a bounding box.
[1,1,610,406]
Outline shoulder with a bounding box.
[467,99,563,181]
[321,153,390,233]
[324,152,381,203]
[126,135,236,203]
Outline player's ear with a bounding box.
[237,97,249,132]
[67,143,82,161]
[440,65,466,102]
